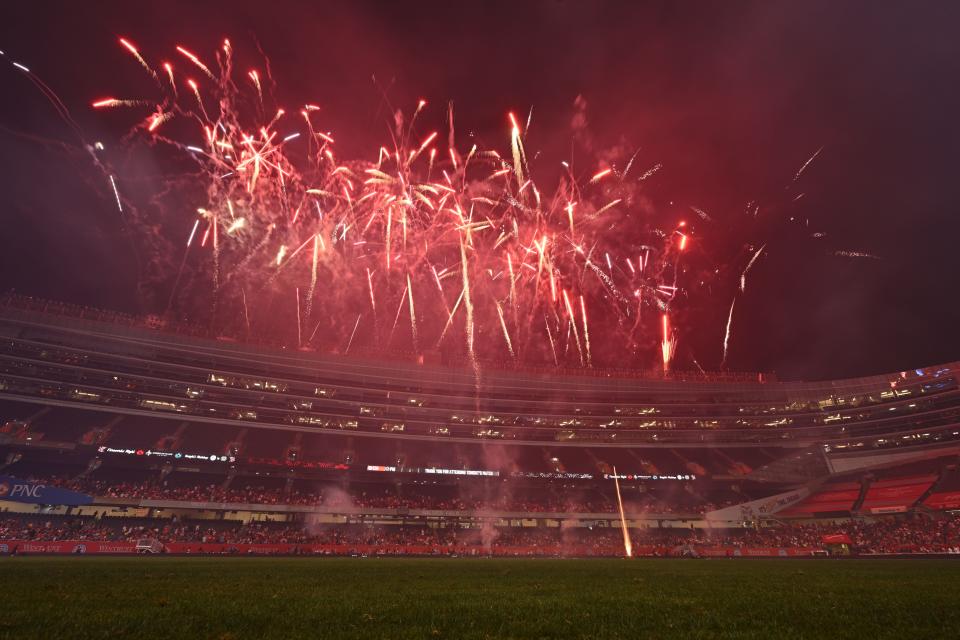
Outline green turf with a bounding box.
[1,557,959,639]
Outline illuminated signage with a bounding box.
[97,446,235,463]
[602,473,697,481]
[511,472,594,480]
[365,465,499,477]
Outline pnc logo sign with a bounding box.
[0,482,45,499]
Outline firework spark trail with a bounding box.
[661,313,675,373]
[437,288,464,345]
[295,286,302,346]
[689,205,712,222]
[612,467,633,558]
[584,259,628,305]
[792,146,823,183]
[834,250,880,259]
[459,235,476,365]
[722,297,736,367]
[163,63,177,95]
[344,314,361,354]
[590,168,612,184]
[543,315,559,366]
[108,175,122,213]
[579,295,591,367]
[304,234,320,321]
[741,244,766,292]
[562,289,585,366]
[389,283,408,347]
[241,289,251,336]
[365,267,377,315]
[92,98,149,109]
[595,198,622,216]
[495,300,514,358]
[176,46,215,80]
[506,252,517,315]
[119,38,158,82]
[508,112,525,186]
[248,70,262,102]
[407,273,418,351]
[186,79,209,121]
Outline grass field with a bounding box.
[1,558,959,639]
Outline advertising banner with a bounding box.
[0,540,822,557]
[821,534,853,544]
[0,476,93,506]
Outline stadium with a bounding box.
[3,2,960,638]
[2,296,960,636]
[2,292,960,559]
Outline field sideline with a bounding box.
[1,557,959,639]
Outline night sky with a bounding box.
[0,0,958,381]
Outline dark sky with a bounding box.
[0,0,958,380]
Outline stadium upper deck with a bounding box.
[0,295,958,448]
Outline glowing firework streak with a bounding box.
[226,217,245,234]
[366,268,377,314]
[506,252,517,312]
[579,295,591,367]
[407,273,418,351]
[182,223,203,252]
[108,175,122,213]
[345,314,361,354]
[544,316,559,366]
[148,112,167,132]
[417,131,437,155]
[240,289,251,336]
[661,313,675,373]
[595,199,622,217]
[562,289,584,366]
[389,284,408,347]
[305,234,320,321]
[437,288,464,345]
[295,287,302,347]
[722,297,736,367]
[162,62,176,94]
[248,70,262,101]
[590,168,612,183]
[385,205,392,270]
[118,38,157,80]
[793,146,823,183]
[834,250,880,259]
[741,244,766,292]
[495,301,514,358]
[508,112,525,185]
[176,46,214,79]
[460,235,476,363]
[612,467,633,558]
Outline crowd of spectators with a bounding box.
[2,513,958,554]
[24,474,729,514]
[57,478,325,506]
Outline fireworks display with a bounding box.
[4,36,867,373]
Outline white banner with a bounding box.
[705,486,811,522]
